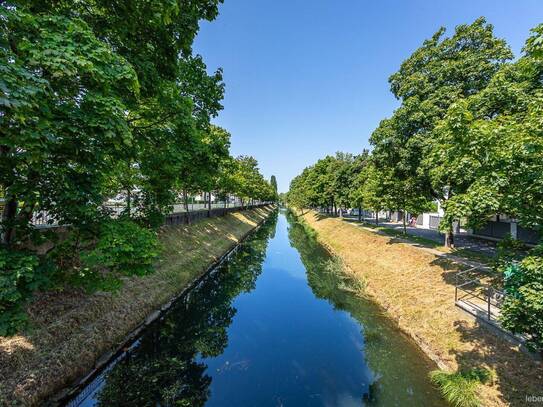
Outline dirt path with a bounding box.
[302,211,542,407]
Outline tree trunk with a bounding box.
[358,206,361,222]
[402,210,407,234]
[375,210,379,226]
[445,225,455,248]
[1,196,18,246]
[183,190,189,212]
[126,188,131,217]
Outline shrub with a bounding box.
[494,234,526,274]
[430,367,491,407]
[79,219,160,291]
[0,248,48,336]
[500,247,543,353]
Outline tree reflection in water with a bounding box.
[95,211,278,407]
[286,211,445,406]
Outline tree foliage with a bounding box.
[287,19,543,347]
[0,0,275,335]
[500,244,543,353]
[426,24,543,232]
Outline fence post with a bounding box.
[487,288,492,320]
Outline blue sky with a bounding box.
[194,0,543,192]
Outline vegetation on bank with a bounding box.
[88,209,278,406]
[286,19,543,355]
[298,211,542,407]
[1,1,278,335]
[287,210,447,406]
[430,368,493,407]
[0,206,274,406]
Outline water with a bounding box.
[68,210,445,406]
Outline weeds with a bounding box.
[430,368,491,407]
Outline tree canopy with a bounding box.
[0,0,276,335]
[288,18,542,246]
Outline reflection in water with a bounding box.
[70,210,444,406]
[93,212,278,406]
[286,211,445,406]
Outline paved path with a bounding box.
[343,216,498,257]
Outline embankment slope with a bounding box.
[301,210,541,407]
[0,206,274,406]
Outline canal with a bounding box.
[68,210,445,406]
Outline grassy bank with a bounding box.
[299,210,541,407]
[0,206,274,406]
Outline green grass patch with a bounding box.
[430,368,492,407]
[375,226,443,248]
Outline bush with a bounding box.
[79,219,160,291]
[430,368,491,407]
[494,234,526,274]
[0,248,48,336]
[500,247,543,352]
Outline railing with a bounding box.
[23,200,267,229]
[164,203,270,226]
[454,266,504,321]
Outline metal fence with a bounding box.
[517,225,540,245]
[474,220,540,245]
[12,198,263,229]
[454,266,504,322]
[165,203,269,226]
[474,221,512,240]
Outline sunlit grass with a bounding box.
[0,207,274,405]
[430,368,491,407]
[300,209,542,406]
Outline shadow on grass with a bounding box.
[450,318,542,406]
[427,253,539,406]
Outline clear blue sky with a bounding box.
[194,0,543,192]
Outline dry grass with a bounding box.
[301,211,542,407]
[0,207,273,406]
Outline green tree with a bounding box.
[500,245,543,353]
[371,18,512,246]
[348,151,370,221]
[270,175,278,201]
[0,0,230,332]
[426,24,543,235]
[231,156,272,207]
[1,7,139,245]
[359,163,388,226]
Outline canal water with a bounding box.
[68,210,445,406]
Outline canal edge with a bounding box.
[49,206,276,406]
[290,210,449,372]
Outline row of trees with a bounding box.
[1,1,276,243]
[288,18,543,247]
[288,18,543,352]
[0,1,276,335]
